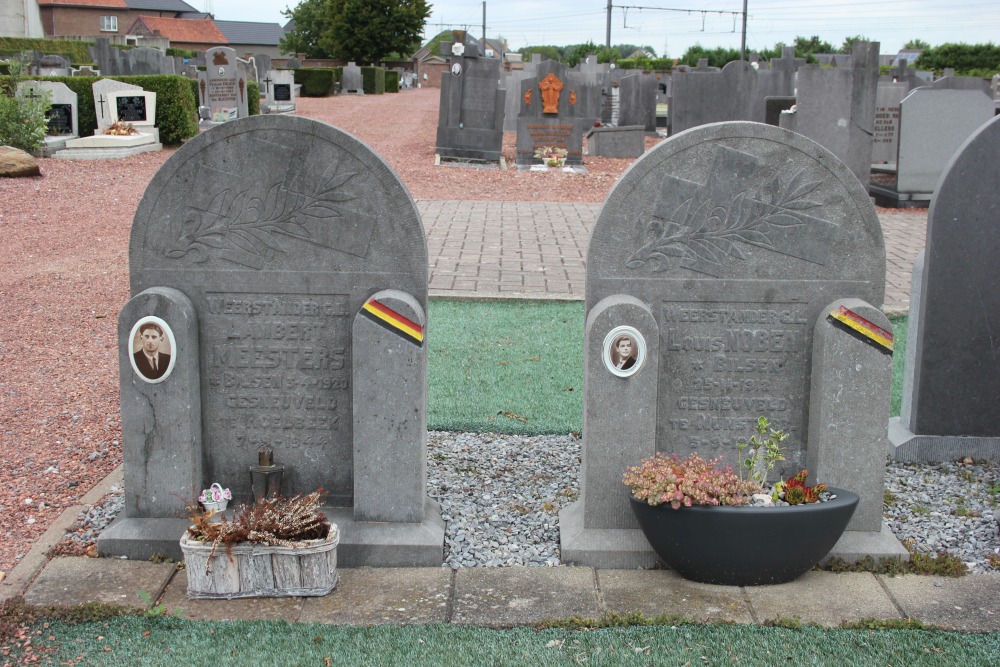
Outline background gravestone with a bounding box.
[262,69,296,113]
[617,73,657,133]
[669,60,760,134]
[98,115,443,565]
[92,78,144,131]
[342,62,363,94]
[515,59,597,167]
[435,54,505,162]
[890,115,1000,464]
[199,47,248,123]
[17,80,77,156]
[872,82,909,164]
[561,122,903,567]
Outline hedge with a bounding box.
[360,66,385,94]
[293,68,340,96]
[1,74,199,145]
[385,70,400,93]
[0,37,94,64]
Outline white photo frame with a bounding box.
[128,315,176,384]
[602,325,645,378]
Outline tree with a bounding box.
[792,35,834,57]
[321,0,431,63]
[280,0,333,58]
[840,35,871,54]
[679,44,740,68]
[903,39,931,50]
[518,45,564,63]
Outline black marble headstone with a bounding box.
[46,104,73,135]
[116,95,148,122]
[273,84,292,102]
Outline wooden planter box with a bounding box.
[180,525,339,599]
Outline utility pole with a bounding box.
[605,0,612,49]
[482,1,486,45]
[740,0,748,60]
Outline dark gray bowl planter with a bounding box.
[628,488,859,586]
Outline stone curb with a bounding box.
[0,465,123,604]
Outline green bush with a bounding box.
[385,69,400,93]
[293,68,337,96]
[166,47,197,59]
[0,37,93,64]
[360,66,385,94]
[915,42,1000,76]
[0,80,51,152]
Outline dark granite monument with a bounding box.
[890,115,1000,464]
[561,122,905,568]
[515,59,597,167]
[435,53,505,162]
[98,115,443,566]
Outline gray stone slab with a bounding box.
[873,83,908,164]
[452,567,598,627]
[585,125,644,158]
[899,115,1000,437]
[299,567,450,624]
[436,55,505,161]
[200,47,248,122]
[559,492,656,570]
[23,557,176,610]
[745,571,900,627]
[343,62,363,93]
[669,60,760,134]
[824,523,910,564]
[896,88,994,194]
[763,96,795,126]
[617,73,657,132]
[97,517,191,561]
[326,503,444,567]
[878,573,1000,632]
[598,569,752,623]
[159,570,305,621]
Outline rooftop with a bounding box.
[214,20,286,47]
[129,16,227,45]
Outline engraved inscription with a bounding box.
[659,302,810,465]
[165,166,375,268]
[204,292,352,504]
[626,146,840,276]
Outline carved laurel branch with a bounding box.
[625,169,823,272]
[166,170,359,265]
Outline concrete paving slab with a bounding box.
[452,567,598,627]
[597,570,752,623]
[744,571,900,627]
[23,557,175,611]
[159,570,306,621]
[878,573,1000,632]
[299,567,451,625]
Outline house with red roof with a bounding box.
[126,15,226,51]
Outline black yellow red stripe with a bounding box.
[361,298,424,346]
[827,306,893,354]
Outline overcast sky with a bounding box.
[208,0,1000,58]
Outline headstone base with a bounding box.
[434,154,507,171]
[36,135,75,158]
[822,523,911,564]
[97,502,445,566]
[584,125,644,158]
[888,417,1000,464]
[262,103,297,114]
[435,128,504,162]
[868,181,932,209]
[56,130,162,160]
[558,501,656,569]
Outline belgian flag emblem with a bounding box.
[361,297,424,347]
[827,306,893,355]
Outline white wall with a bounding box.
[0,0,44,38]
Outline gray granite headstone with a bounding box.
[585,125,644,158]
[343,62,363,94]
[670,60,760,134]
[100,115,443,565]
[562,121,899,567]
[253,54,273,82]
[126,48,174,76]
[32,54,70,77]
[779,41,880,191]
[435,54,505,161]
[18,80,78,153]
[890,115,1000,464]
[515,59,597,167]
[90,38,124,76]
[872,82,908,164]
[763,96,796,126]
[263,69,296,113]
[92,78,144,131]
[896,86,993,194]
[199,47,248,122]
[617,73,657,132]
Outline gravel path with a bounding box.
[3,88,997,578]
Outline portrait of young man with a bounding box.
[131,320,172,381]
[610,334,637,371]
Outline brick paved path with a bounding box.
[419,201,926,314]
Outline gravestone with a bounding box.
[872,83,908,164]
[779,42,880,191]
[435,54,505,162]
[342,62,364,94]
[669,60,760,134]
[72,65,100,77]
[97,115,443,565]
[764,96,796,126]
[561,121,905,567]
[199,47,249,123]
[91,78,143,131]
[253,54,273,82]
[890,115,1000,464]
[753,47,804,123]
[895,85,993,194]
[285,57,302,69]
[127,48,174,76]
[585,125,644,158]
[17,80,78,155]
[617,73,657,132]
[262,69,296,113]
[31,54,70,77]
[109,91,157,127]
[515,59,596,167]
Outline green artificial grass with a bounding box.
[7,616,998,666]
[427,299,584,435]
[425,300,908,435]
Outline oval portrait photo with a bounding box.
[128,316,176,383]
[602,326,646,378]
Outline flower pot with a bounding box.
[628,489,858,586]
[180,524,340,599]
[201,499,228,513]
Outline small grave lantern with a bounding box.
[249,445,284,503]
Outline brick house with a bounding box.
[36,0,202,39]
[127,15,227,51]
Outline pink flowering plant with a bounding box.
[623,452,760,509]
[198,482,232,504]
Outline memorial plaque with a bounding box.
[46,104,73,135]
[273,84,291,102]
[586,122,885,471]
[116,95,148,122]
[128,115,428,505]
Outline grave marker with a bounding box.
[515,59,597,167]
[199,47,248,123]
[435,54,505,162]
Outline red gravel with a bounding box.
[0,87,661,576]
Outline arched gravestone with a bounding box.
[561,122,905,568]
[890,115,1000,464]
[98,115,443,566]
